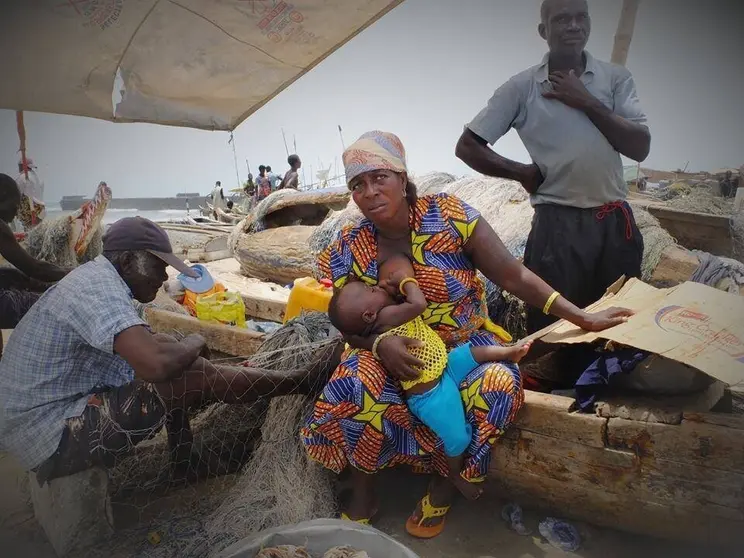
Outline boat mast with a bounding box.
[611,0,641,66]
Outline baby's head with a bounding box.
[328,280,395,336]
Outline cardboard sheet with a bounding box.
[532,278,744,390]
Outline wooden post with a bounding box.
[611,0,641,66]
[16,111,29,179]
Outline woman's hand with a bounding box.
[578,307,634,332]
[376,335,424,382]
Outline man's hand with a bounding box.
[376,335,423,382]
[519,163,544,195]
[542,70,596,111]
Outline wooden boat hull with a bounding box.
[630,199,735,258]
[491,390,743,547]
[232,225,317,285]
[159,223,231,263]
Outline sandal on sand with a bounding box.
[405,494,450,539]
[340,506,379,526]
[340,512,371,526]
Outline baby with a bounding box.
[327,254,530,500]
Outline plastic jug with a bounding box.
[283,277,333,324]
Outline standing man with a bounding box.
[456,0,650,351]
[280,154,302,190]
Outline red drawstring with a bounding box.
[596,201,633,240]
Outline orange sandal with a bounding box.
[405,494,450,539]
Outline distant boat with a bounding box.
[60,192,203,211]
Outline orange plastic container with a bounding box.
[283,277,334,324]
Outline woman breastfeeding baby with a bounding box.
[328,252,531,501]
[301,131,632,538]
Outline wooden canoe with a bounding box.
[159,223,232,263]
[630,199,736,258]
[144,287,744,547]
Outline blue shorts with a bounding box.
[407,343,478,457]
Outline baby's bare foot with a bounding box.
[504,342,531,364]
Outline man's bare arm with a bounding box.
[114,326,206,383]
[456,130,544,194]
[0,221,69,282]
[543,70,650,162]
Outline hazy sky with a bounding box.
[1,0,742,202]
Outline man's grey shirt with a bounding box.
[467,51,648,209]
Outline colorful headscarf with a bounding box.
[342,131,407,184]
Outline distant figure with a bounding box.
[280,154,302,190]
[720,171,738,198]
[244,173,255,197]
[14,158,45,231]
[226,200,234,212]
[266,166,280,191]
[255,165,271,200]
[210,181,226,210]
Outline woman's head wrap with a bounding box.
[342,131,407,185]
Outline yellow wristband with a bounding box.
[543,291,560,315]
[371,335,383,360]
[398,277,419,296]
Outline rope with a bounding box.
[596,201,633,240]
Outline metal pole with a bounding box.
[611,0,641,66]
[281,128,290,157]
[229,132,241,190]
[338,125,346,152]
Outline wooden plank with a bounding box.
[492,429,638,493]
[643,204,734,257]
[144,308,264,357]
[166,259,289,323]
[682,411,744,430]
[606,417,744,472]
[638,457,744,513]
[650,245,700,287]
[515,391,608,448]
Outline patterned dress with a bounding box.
[301,193,524,481]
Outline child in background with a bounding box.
[327,254,530,499]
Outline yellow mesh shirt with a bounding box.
[379,316,448,390]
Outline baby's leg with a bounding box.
[407,374,483,501]
[471,341,532,365]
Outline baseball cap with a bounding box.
[103,216,198,278]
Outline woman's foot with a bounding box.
[451,474,483,501]
[342,467,377,522]
[406,475,454,537]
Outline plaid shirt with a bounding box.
[0,256,146,470]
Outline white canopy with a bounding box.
[0,0,403,130]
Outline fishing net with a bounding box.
[627,205,677,281]
[75,312,342,558]
[24,215,104,267]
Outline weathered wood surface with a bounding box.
[144,307,264,357]
[490,390,744,546]
[233,225,316,285]
[166,259,289,323]
[643,203,734,257]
